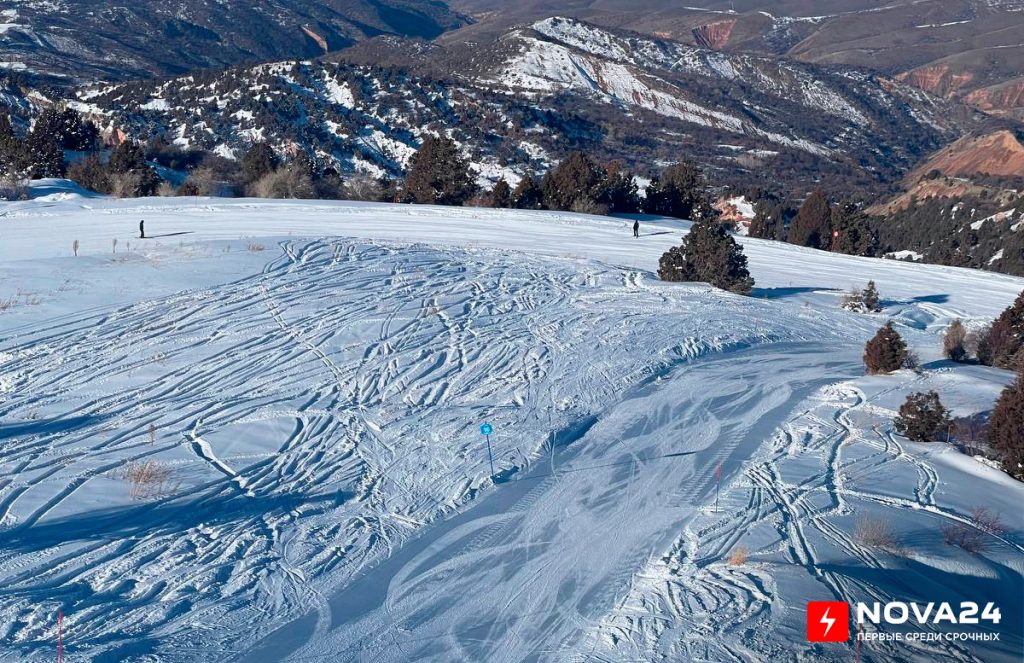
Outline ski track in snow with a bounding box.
[0,237,857,661]
[0,195,1021,662]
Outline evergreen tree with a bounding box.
[894,391,951,442]
[108,141,147,174]
[831,201,877,256]
[32,107,97,151]
[863,280,881,312]
[489,178,512,208]
[106,141,159,196]
[988,374,1024,481]
[864,323,908,374]
[23,130,65,178]
[943,319,969,362]
[600,162,640,214]
[748,199,788,241]
[657,217,754,294]
[512,175,544,210]
[404,135,477,206]
[541,151,605,212]
[977,291,1024,368]
[642,160,707,219]
[242,142,278,185]
[788,189,831,249]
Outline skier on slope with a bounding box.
[139,219,145,239]
[633,219,639,238]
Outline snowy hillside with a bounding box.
[0,187,1021,661]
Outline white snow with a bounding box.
[0,185,1021,661]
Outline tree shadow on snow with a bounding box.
[0,488,351,553]
[0,414,107,441]
[752,286,840,299]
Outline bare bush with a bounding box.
[343,174,383,201]
[157,181,178,197]
[148,423,157,446]
[120,460,175,500]
[109,171,145,198]
[943,319,969,362]
[179,167,231,197]
[940,508,1005,553]
[855,517,904,554]
[727,546,749,566]
[247,242,266,252]
[73,239,79,256]
[249,166,315,199]
[0,178,30,201]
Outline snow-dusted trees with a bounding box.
[787,189,831,249]
[989,374,1024,481]
[842,280,882,313]
[894,391,951,442]
[404,135,477,206]
[658,216,754,294]
[642,160,710,220]
[863,322,908,374]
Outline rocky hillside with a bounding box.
[337,17,987,193]
[0,0,467,83]
[451,0,1024,121]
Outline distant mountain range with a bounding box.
[449,0,1024,121]
[65,16,993,197]
[0,0,467,82]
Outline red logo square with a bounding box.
[807,601,849,642]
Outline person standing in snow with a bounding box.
[633,220,639,238]
[139,219,145,239]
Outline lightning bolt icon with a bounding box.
[820,606,836,637]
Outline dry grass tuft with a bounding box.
[855,517,904,555]
[727,546,749,566]
[247,242,266,252]
[121,460,175,500]
[941,507,1005,554]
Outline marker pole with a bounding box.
[57,608,63,663]
[715,462,722,514]
[485,434,495,477]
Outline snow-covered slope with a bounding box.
[0,190,1021,661]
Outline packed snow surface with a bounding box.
[0,185,1021,662]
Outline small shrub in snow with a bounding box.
[121,460,175,500]
[247,243,266,252]
[727,546,749,566]
[250,166,315,199]
[894,391,951,442]
[157,181,177,197]
[941,508,1005,554]
[842,281,881,313]
[854,517,903,555]
[863,322,907,374]
[72,239,79,257]
[943,319,969,362]
[988,374,1024,481]
[862,281,881,311]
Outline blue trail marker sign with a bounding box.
[480,423,495,476]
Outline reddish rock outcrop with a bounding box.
[691,19,736,49]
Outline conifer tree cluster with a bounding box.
[0,107,98,183]
[989,374,1024,481]
[975,291,1024,370]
